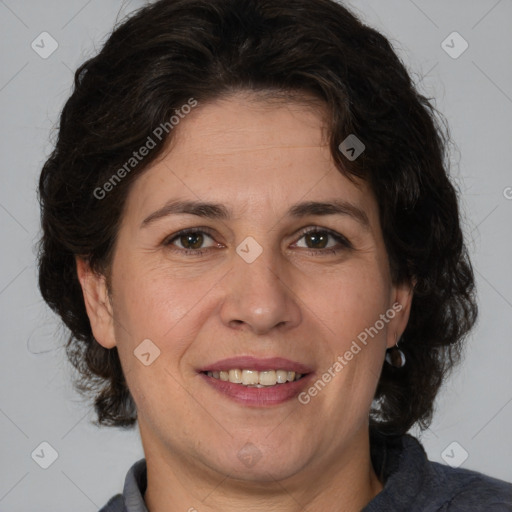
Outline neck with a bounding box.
[141,426,383,512]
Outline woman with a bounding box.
[37,0,512,510]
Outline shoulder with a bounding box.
[428,461,512,511]
[367,432,512,511]
[98,458,147,512]
[98,493,126,512]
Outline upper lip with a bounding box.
[198,356,314,374]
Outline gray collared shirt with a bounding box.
[100,458,148,512]
[99,434,512,511]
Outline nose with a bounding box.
[219,246,302,335]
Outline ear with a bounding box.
[75,256,116,349]
[386,278,415,349]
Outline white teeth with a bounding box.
[205,368,305,386]
[276,370,288,383]
[242,369,259,385]
[259,370,277,386]
[229,369,242,383]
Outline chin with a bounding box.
[208,444,313,484]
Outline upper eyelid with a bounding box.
[165,226,351,248]
[292,227,351,246]
[164,228,216,246]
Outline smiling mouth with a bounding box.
[201,369,306,387]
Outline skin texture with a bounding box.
[77,92,413,512]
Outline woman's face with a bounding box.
[80,92,412,482]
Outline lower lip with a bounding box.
[199,372,314,406]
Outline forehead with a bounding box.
[175,92,329,150]
[122,93,376,225]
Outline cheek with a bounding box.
[112,257,217,342]
[310,264,392,347]
[309,269,391,419]
[315,266,392,405]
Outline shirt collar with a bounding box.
[123,458,148,512]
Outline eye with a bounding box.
[293,227,352,255]
[163,228,219,255]
[163,226,352,256]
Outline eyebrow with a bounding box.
[141,198,370,229]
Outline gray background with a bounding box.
[1,1,511,510]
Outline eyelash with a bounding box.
[163,227,352,257]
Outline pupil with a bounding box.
[307,232,326,249]
[183,233,203,249]
[180,232,328,250]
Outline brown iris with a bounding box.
[304,231,329,249]
[179,232,205,250]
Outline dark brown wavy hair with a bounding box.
[38,0,477,434]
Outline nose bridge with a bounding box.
[219,237,301,333]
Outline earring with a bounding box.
[385,333,406,368]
